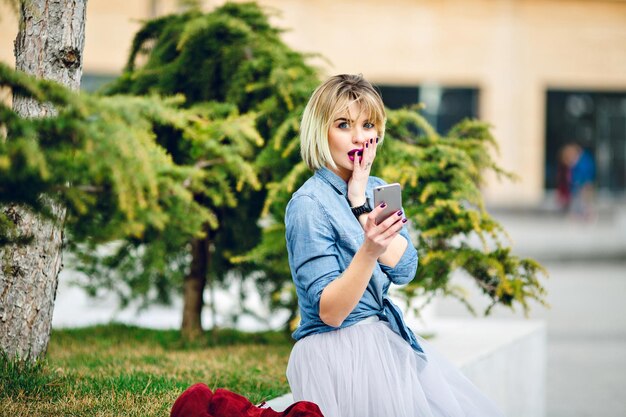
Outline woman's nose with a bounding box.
[352,129,367,144]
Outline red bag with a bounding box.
[170,383,324,417]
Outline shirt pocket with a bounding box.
[337,220,364,256]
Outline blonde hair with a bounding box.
[300,74,387,171]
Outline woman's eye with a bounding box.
[338,122,349,129]
[364,122,375,129]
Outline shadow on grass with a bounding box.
[50,322,293,350]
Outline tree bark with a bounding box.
[0,0,87,361]
[181,235,208,341]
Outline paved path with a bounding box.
[435,261,626,417]
[435,204,626,417]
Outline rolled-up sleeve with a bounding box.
[285,195,341,310]
[379,224,418,285]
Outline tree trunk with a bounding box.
[181,235,208,341]
[0,0,87,361]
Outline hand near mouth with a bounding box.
[347,148,364,162]
[347,137,379,208]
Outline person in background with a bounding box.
[284,74,504,417]
[556,143,577,212]
[570,144,596,220]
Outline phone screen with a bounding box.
[373,183,402,225]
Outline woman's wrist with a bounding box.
[348,188,367,207]
[349,196,367,208]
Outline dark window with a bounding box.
[81,73,118,93]
[376,84,479,134]
[545,90,626,193]
[377,85,420,110]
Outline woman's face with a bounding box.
[327,102,378,181]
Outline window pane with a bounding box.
[377,84,479,134]
[545,90,626,193]
[81,73,118,93]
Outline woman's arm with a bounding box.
[319,205,405,327]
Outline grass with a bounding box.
[0,324,293,417]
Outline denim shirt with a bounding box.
[285,166,424,354]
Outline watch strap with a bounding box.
[350,200,372,217]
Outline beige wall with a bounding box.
[2,0,625,205]
[0,4,18,65]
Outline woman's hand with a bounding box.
[361,203,407,258]
[347,137,378,207]
[319,200,405,328]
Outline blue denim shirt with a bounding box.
[285,166,424,354]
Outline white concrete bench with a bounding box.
[266,319,546,417]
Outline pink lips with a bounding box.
[348,148,363,162]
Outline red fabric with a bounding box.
[170,383,324,417]
[281,401,325,417]
[209,388,266,416]
[170,383,214,417]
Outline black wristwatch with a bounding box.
[350,200,372,217]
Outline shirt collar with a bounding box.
[315,166,348,196]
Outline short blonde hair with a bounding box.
[300,74,387,171]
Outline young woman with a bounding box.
[284,74,504,417]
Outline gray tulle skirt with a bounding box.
[286,318,503,417]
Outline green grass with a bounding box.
[1,324,293,416]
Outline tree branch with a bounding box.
[182,158,224,188]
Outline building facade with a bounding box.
[2,0,625,205]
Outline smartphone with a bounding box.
[373,183,402,225]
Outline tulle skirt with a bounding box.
[286,318,503,417]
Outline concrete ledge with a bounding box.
[431,319,546,417]
[266,319,546,417]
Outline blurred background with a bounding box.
[3,0,626,205]
[1,1,625,416]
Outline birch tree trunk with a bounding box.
[0,0,87,361]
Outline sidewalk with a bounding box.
[487,202,626,262]
[437,199,626,417]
